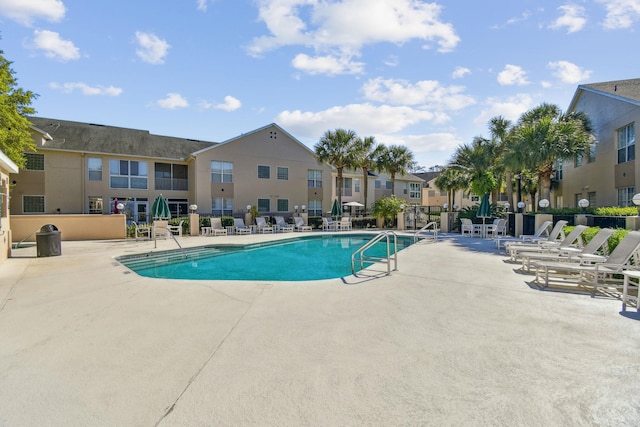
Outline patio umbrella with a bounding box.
[331,199,342,218]
[343,201,364,207]
[476,193,491,236]
[151,194,171,220]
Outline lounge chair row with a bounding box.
[501,221,640,310]
[201,216,312,236]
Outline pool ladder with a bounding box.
[413,221,439,243]
[351,231,398,277]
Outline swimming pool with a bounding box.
[118,233,415,281]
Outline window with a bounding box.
[277,199,289,212]
[307,200,322,216]
[471,195,480,202]
[258,165,271,179]
[354,178,360,193]
[410,183,421,199]
[0,179,7,220]
[110,159,148,189]
[23,195,45,213]
[277,167,288,180]
[308,170,322,188]
[24,153,44,171]
[211,161,233,183]
[342,178,352,196]
[618,187,635,207]
[88,157,102,181]
[212,198,233,216]
[168,199,189,217]
[428,190,435,197]
[574,154,583,168]
[440,191,447,197]
[555,159,563,181]
[88,197,103,214]
[375,180,381,189]
[257,198,270,212]
[155,163,188,191]
[588,192,597,208]
[587,143,596,163]
[618,123,635,164]
[574,193,582,208]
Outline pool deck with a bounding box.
[1,231,639,426]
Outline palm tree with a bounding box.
[449,136,498,197]
[434,167,467,211]
[512,103,593,202]
[488,116,514,208]
[351,136,383,215]
[376,145,416,196]
[314,128,359,206]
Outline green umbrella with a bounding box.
[476,193,491,219]
[151,194,171,219]
[331,199,342,218]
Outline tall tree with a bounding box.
[435,167,467,211]
[314,128,358,206]
[449,136,498,197]
[376,145,416,196]
[0,50,37,167]
[512,103,592,203]
[351,136,383,215]
[488,116,514,208]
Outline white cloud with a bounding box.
[135,31,170,64]
[0,0,65,26]
[32,29,80,61]
[249,0,460,75]
[196,0,211,11]
[598,0,640,29]
[474,93,534,126]
[381,132,462,155]
[361,77,475,111]
[156,93,189,109]
[452,66,471,79]
[548,60,592,83]
[497,64,529,86]
[550,4,587,33]
[215,96,242,111]
[291,53,365,75]
[49,82,122,96]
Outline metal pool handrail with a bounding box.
[351,231,398,277]
[413,221,439,243]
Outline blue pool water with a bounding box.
[119,233,414,281]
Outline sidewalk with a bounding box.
[0,233,638,426]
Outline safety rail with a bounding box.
[351,231,398,277]
[413,221,439,243]
[12,227,44,249]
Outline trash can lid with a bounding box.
[40,224,59,232]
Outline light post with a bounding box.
[632,194,640,215]
[294,205,299,216]
[189,204,198,214]
[515,174,522,211]
[504,202,510,212]
[578,199,589,215]
[517,201,525,213]
[538,198,550,213]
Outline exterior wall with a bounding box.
[561,90,640,207]
[1,151,19,261]
[11,214,126,242]
[193,125,334,217]
[421,177,478,209]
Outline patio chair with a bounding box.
[494,220,553,249]
[339,216,352,231]
[234,218,252,234]
[486,218,507,239]
[460,218,474,237]
[274,216,294,232]
[153,220,170,239]
[294,216,312,232]
[519,227,614,272]
[167,220,184,237]
[210,217,228,236]
[322,217,338,231]
[132,221,151,241]
[255,216,274,233]
[532,230,640,293]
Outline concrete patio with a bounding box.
[0,232,638,426]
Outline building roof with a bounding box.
[570,78,640,111]
[413,171,441,186]
[28,117,217,160]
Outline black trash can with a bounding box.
[36,224,62,257]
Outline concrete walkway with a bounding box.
[0,233,638,426]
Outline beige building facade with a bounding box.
[559,79,640,208]
[1,150,19,261]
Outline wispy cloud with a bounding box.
[474,94,534,126]
[49,82,122,96]
[200,96,242,111]
[550,4,587,33]
[497,64,530,86]
[452,66,471,79]
[548,60,591,83]
[135,31,170,64]
[155,93,189,109]
[598,0,640,29]
[291,53,365,75]
[32,29,80,61]
[0,0,65,26]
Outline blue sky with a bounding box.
[0,0,638,169]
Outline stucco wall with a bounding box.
[11,214,126,242]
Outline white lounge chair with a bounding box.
[234,218,252,234]
[274,216,294,232]
[504,220,568,252]
[532,230,640,293]
[322,217,338,231]
[167,220,184,237]
[210,217,228,236]
[255,216,274,233]
[294,216,312,232]
[507,221,578,261]
[519,227,614,272]
[495,220,553,249]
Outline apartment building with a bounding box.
[1,150,19,261]
[559,78,640,208]
[12,117,422,222]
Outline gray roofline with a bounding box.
[569,84,640,112]
[33,145,194,162]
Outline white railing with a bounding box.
[351,231,398,276]
[413,221,439,243]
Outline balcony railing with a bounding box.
[155,178,188,191]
